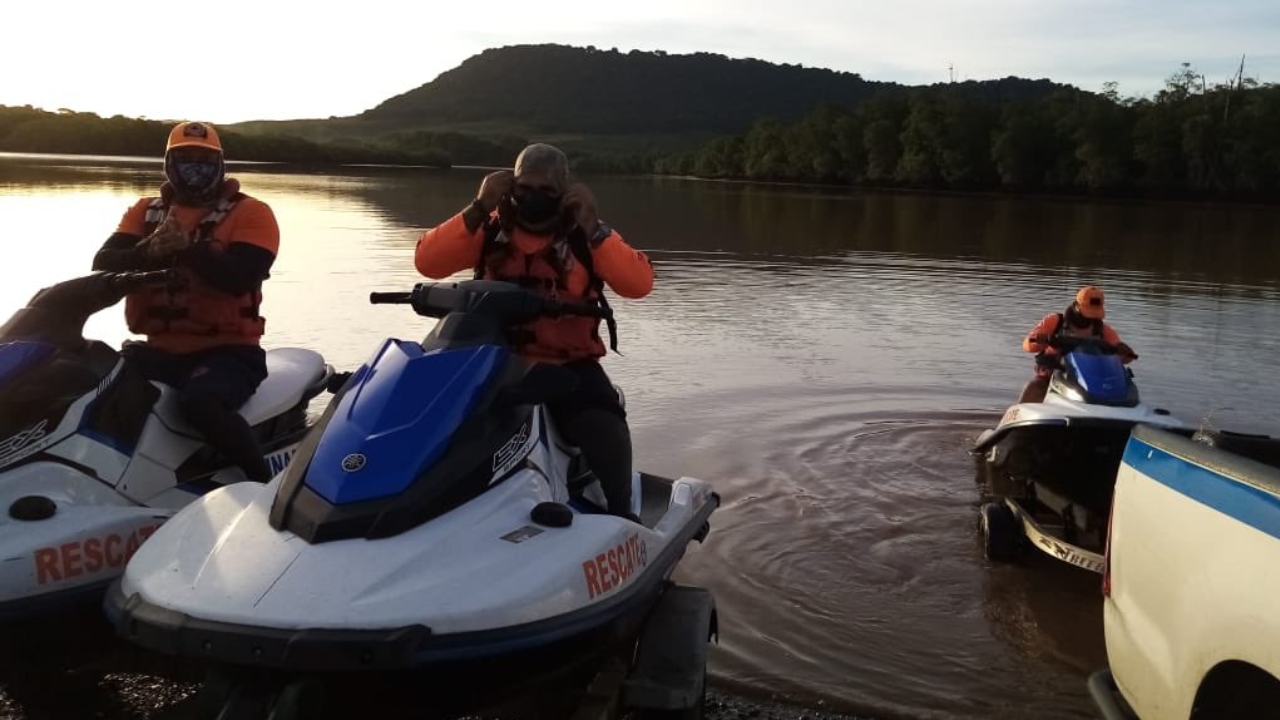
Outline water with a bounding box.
[3,153,1280,720]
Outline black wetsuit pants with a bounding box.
[544,359,634,518]
[122,343,272,482]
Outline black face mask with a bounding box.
[165,155,223,204]
[512,188,561,228]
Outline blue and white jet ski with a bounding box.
[106,280,720,718]
[972,335,1194,571]
[0,271,332,620]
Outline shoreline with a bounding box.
[628,171,1280,211]
[3,150,1278,209]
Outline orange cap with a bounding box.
[1076,285,1105,319]
[166,121,222,153]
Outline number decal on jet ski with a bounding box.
[492,421,536,480]
[582,533,649,599]
[33,521,164,585]
[0,418,50,467]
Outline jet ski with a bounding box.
[971,335,1194,572]
[0,270,333,620]
[106,279,720,719]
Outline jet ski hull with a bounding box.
[975,394,1196,569]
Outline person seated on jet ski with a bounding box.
[89,121,280,483]
[414,143,654,522]
[1018,285,1138,404]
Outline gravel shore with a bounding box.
[705,689,875,720]
[1,612,881,720]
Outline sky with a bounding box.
[3,0,1277,124]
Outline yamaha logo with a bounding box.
[341,453,367,472]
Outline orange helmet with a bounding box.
[166,121,222,153]
[1076,285,1105,320]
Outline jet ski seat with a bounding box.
[237,349,329,427]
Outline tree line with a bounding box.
[648,63,1280,200]
[0,106,453,167]
[5,61,1278,201]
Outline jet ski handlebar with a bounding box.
[0,270,181,346]
[21,270,178,314]
[369,281,610,321]
[102,270,179,294]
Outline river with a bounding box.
[2,153,1279,720]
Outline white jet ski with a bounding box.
[0,270,332,620]
[972,335,1194,571]
[106,280,720,719]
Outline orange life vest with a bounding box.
[123,194,266,344]
[475,220,618,361]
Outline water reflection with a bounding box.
[2,154,1279,720]
[7,153,1280,288]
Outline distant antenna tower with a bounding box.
[948,63,956,83]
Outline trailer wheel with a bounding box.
[981,502,1020,561]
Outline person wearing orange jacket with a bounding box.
[91,121,280,482]
[415,143,653,521]
[1018,285,1138,403]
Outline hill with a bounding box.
[362,44,892,134]
[361,44,1069,134]
[230,44,1071,158]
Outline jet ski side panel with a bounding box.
[0,462,171,618]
